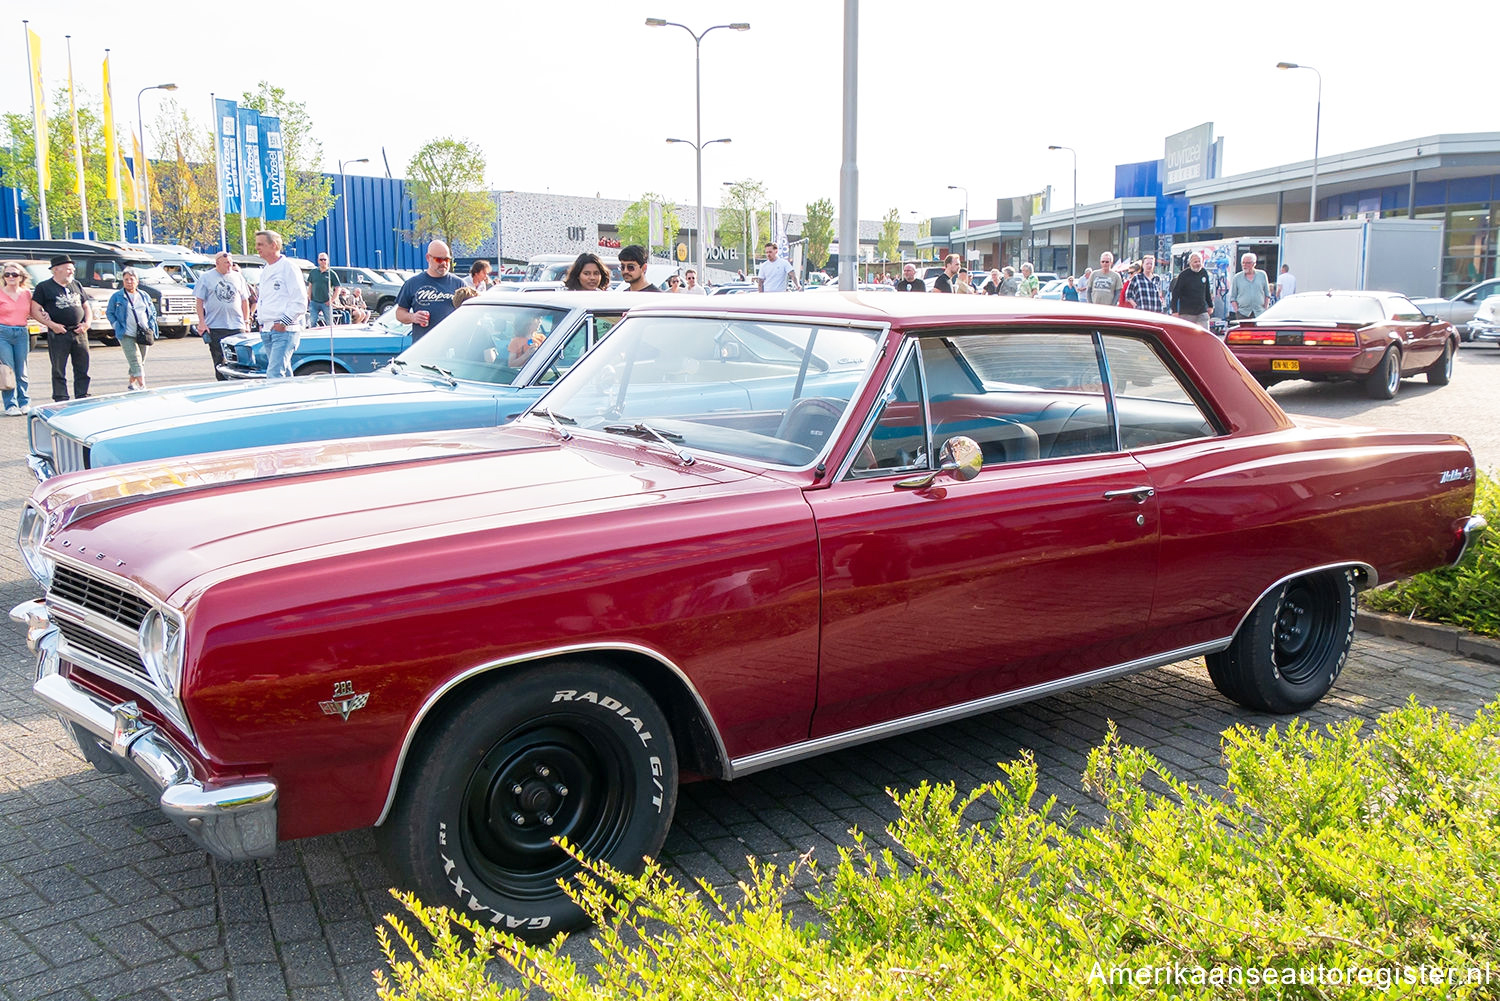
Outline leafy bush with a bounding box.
[1363,470,1499,636]
[375,698,1500,999]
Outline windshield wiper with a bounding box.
[542,407,574,441]
[602,422,694,465]
[389,359,407,371]
[420,363,457,386]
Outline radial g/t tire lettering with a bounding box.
[376,661,678,939]
[1204,570,1356,714]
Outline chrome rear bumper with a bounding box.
[11,599,277,860]
[1454,515,1488,565]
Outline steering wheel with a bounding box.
[775,397,846,450]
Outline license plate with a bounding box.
[1271,359,1300,372]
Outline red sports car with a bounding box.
[11,294,1483,936]
[1225,290,1458,398]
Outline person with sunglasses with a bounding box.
[617,245,661,292]
[665,275,683,292]
[396,240,466,340]
[0,261,33,414]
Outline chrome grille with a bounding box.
[52,565,152,628]
[55,617,151,683]
[162,295,196,314]
[49,430,87,474]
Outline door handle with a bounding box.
[1103,485,1155,504]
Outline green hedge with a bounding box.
[374,699,1500,1000]
[1363,470,1499,637]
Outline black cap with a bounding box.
[49,254,73,267]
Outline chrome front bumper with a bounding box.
[11,599,278,860]
[1454,515,1488,566]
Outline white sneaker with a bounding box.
[4,406,19,417]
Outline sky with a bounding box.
[5,0,1488,223]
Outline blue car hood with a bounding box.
[35,372,539,470]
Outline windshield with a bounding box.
[532,314,882,467]
[128,265,179,285]
[396,302,570,385]
[1258,293,1385,325]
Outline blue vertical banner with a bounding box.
[214,97,241,215]
[260,114,287,221]
[236,106,264,219]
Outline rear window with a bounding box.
[1259,293,1384,324]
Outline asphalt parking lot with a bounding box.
[0,336,1496,1001]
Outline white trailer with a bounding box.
[1277,218,1442,299]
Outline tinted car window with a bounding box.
[398,303,569,385]
[1101,335,1216,447]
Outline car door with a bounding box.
[1388,294,1446,370]
[804,329,1162,738]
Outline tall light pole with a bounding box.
[1048,145,1077,275]
[337,157,369,267]
[947,184,968,263]
[1276,61,1322,221]
[135,82,178,242]
[646,17,750,284]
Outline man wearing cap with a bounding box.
[29,255,94,401]
[195,250,252,380]
[253,229,308,379]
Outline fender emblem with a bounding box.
[319,680,370,721]
[1439,466,1473,485]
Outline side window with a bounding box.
[1101,335,1215,448]
[533,317,595,386]
[936,333,1111,462]
[848,349,926,474]
[92,259,121,285]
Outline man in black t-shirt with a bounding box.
[29,255,94,401]
[931,253,960,293]
[893,263,925,292]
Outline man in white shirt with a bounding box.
[755,242,800,292]
[1276,263,1297,300]
[253,229,308,379]
[683,268,708,294]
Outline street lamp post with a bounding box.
[1048,145,1077,276]
[947,184,968,264]
[647,17,750,284]
[135,82,178,242]
[337,157,369,267]
[1276,62,1322,221]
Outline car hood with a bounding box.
[37,426,762,604]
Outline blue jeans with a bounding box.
[309,300,334,327]
[261,328,301,379]
[0,324,28,409]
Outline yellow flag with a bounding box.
[130,131,144,213]
[103,55,119,200]
[27,27,49,191]
[67,42,83,201]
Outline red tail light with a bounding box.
[1226,331,1274,345]
[1303,331,1358,346]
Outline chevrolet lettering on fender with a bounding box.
[11,293,1485,937]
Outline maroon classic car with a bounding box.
[1225,290,1458,399]
[11,294,1483,936]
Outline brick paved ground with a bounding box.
[0,339,1495,1000]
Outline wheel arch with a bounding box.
[375,643,730,826]
[1225,561,1375,643]
[293,359,349,376]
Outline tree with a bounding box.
[877,208,903,268]
[616,193,680,256]
[233,81,336,245]
[0,85,134,240]
[718,180,769,270]
[916,219,933,261]
[803,198,835,272]
[146,100,219,247]
[404,136,495,254]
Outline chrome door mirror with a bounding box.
[896,435,983,489]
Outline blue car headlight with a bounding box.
[17,502,55,588]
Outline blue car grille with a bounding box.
[49,430,87,474]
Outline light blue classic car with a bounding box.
[218,308,414,378]
[26,289,641,480]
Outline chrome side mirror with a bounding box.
[896,436,982,490]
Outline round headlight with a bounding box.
[17,503,55,589]
[138,609,183,696]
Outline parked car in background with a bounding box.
[518,254,623,291]
[0,238,198,342]
[12,293,1483,939]
[1467,294,1500,346]
[23,289,643,480]
[330,266,404,314]
[218,307,414,378]
[708,281,759,295]
[1225,290,1458,398]
[1411,277,1500,341]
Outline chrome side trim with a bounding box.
[27,453,54,482]
[16,600,277,860]
[1225,561,1379,641]
[727,639,1230,778]
[375,642,730,825]
[1453,515,1487,565]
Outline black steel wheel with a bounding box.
[1205,570,1356,713]
[1365,348,1400,399]
[377,661,677,939]
[1426,342,1453,385]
